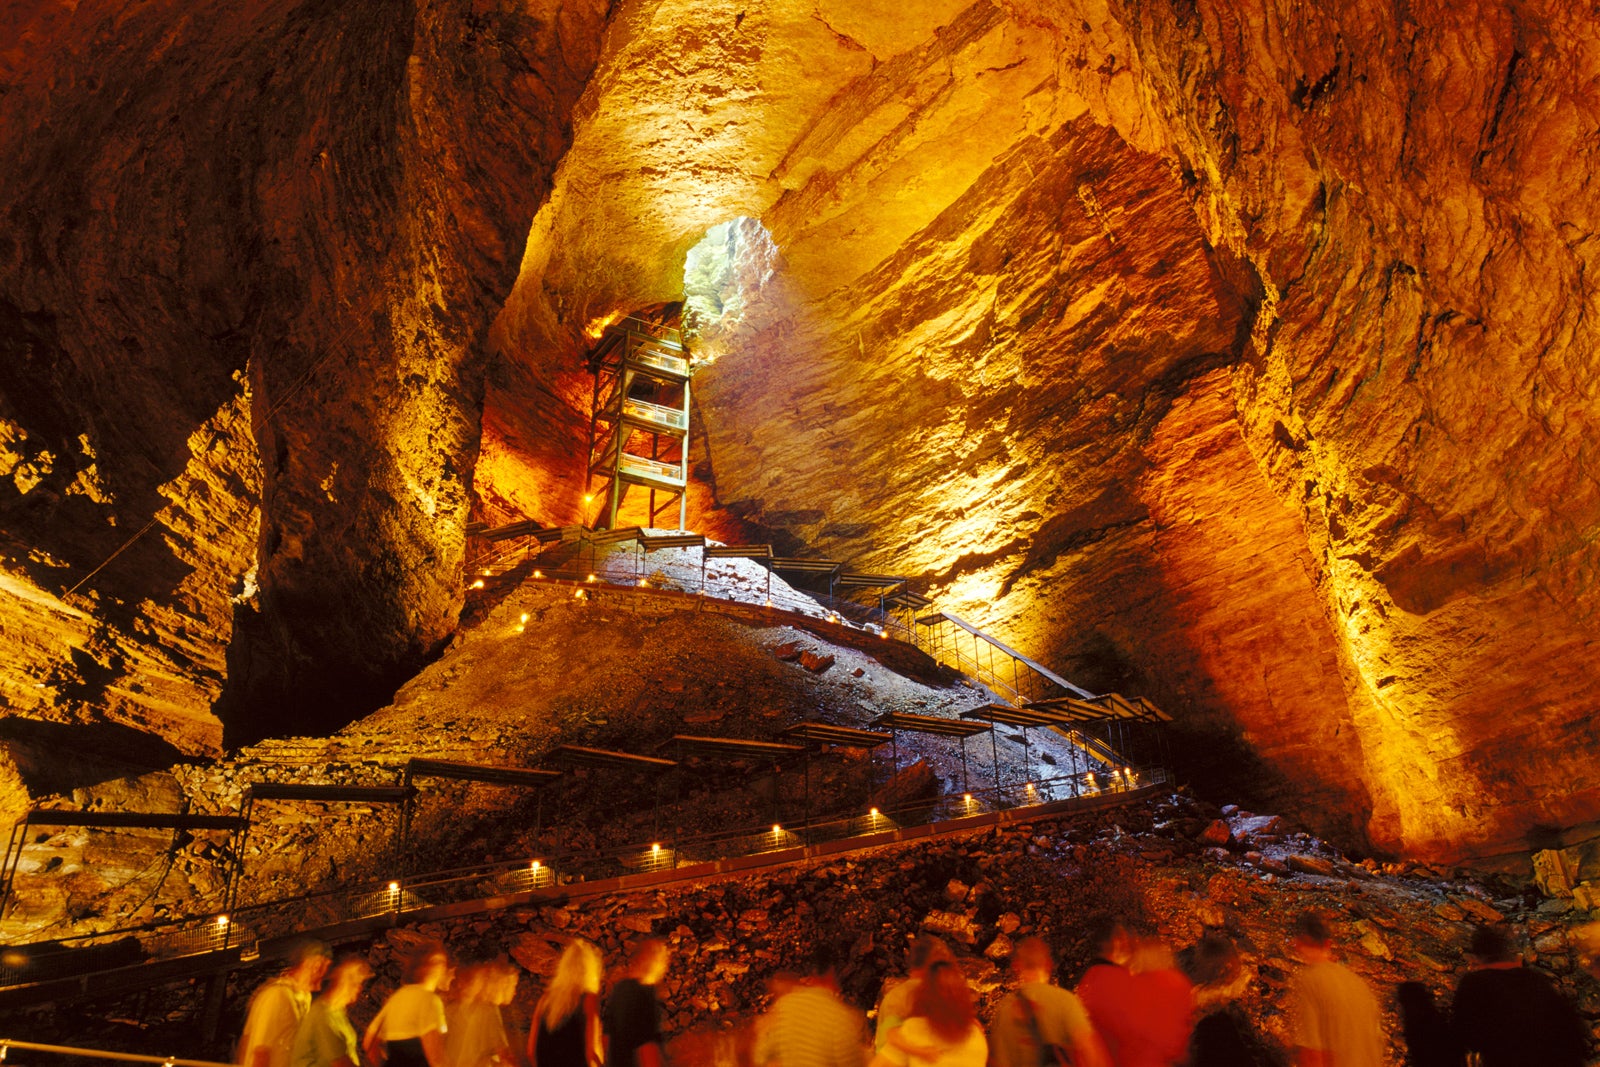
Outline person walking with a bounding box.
[873,936,953,1052]
[869,960,986,1067]
[603,939,669,1067]
[531,940,604,1067]
[1286,911,1382,1067]
[1075,916,1138,1066]
[364,941,454,1067]
[241,939,332,1067]
[1183,935,1273,1067]
[292,958,373,1067]
[990,936,1107,1067]
[753,945,868,1067]
[1123,937,1193,1067]
[1452,925,1587,1067]
[448,962,518,1067]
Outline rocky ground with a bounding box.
[4,562,1086,941]
[8,788,1599,1067]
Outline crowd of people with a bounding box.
[236,910,1590,1067]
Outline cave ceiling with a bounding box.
[1,0,1597,864]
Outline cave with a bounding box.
[2,0,1600,1040]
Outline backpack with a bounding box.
[1016,993,1073,1067]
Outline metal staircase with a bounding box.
[586,317,697,531]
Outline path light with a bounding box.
[533,569,543,578]
[772,824,782,835]
[216,915,229,927]
[586,574,597,583]
[651,843,661,854]
[520,613,530,624]
[471,580,485,589]
[388,881,400,892]
[585,494,594,504]
[869,807,879,818]
[481,568,491,577]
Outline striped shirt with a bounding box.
[754,984,868,1067]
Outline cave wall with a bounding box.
[1,0,1595,862]
[0,0,611,782]
[489,0,1600,862]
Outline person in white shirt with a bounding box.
[240,940,331,1067]
[364,941,454,1067]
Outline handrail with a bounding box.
[0,1038,232,1067]
[916,611,1096,699]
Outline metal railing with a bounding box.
[0,1039,231,1067]
[0,766,1168,991]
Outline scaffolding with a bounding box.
[586,317,696,531]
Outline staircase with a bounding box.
[586,317,697,531]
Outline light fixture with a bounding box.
[530,860,541,870]
[584,494,594,504]
[520,613,530,623]
[388,881,399,892]
[869,807,879,818]
[215,915,229,926]
[533,569,543,578]
[771,824,781,834]
[651,843,661,853]
[586,574,597,583]
[470,579,485,589]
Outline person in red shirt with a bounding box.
[1075,917,1138,1066]
[1123,937,1194,1067]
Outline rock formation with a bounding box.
[2,0,1597,865]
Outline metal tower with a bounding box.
[585,317,696,531]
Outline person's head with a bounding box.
[1186,934,1241,990]
[407,940,452,989]
[489,962,519,1006]
[802,943,843,989]
[1292,911,1335,961]
[913,960,976,1044]
[907,934,954,977]
[630,938,669,985]
[538,939,603,1029]
[1086,915,1133,965]
[1468,925,1516,965]
[1011,936,1054,984]
[285,939,332,991]
[1129,935,1177,975]
[322,957,373,1010]
[451,962,490,1004]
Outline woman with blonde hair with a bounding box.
[870,959,986,1067]
[530,939,603,1067]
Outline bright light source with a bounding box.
[520,613,530,623]
[964,793,973,803]
[651,843,661,853]
[771,824,781,834]
[586,574,597,582]
[481,568,491,577]
[1026,782,1036,792]
[639,579,649,587]
[584,494,594,504]
[388,881,399,892]
[869,807,879,818]
[531,860,541,870]
[533,569,543,578]
[216,915,230,926]
[470,579,485,589]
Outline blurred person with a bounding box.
[1396,982,1462,1067]
[1123,937,1193,1067]
[991,936,1107,1067]
[869,960,985,1067]
[292,957,373,1067]
[532,939,604,1067]
[449,962,517,1067]
[874,935,953,1051]
[1075,916,1138,1066]
[1452,925,1586,1067]
[242,939,332,1067]
[1183,934,1273,1067]
[364,941,454,1067]
[604,939,669,1067]
[1286,911,1381,1067]
[753,944,868,1067]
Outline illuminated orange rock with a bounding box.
[1,0,1596,864]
